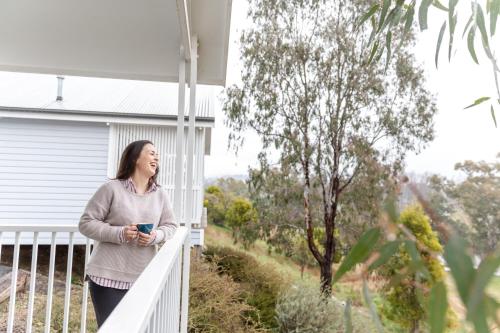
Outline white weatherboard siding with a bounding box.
[109,124,206,227]
[0,118,109,244]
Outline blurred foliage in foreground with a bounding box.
[335,194,500,333]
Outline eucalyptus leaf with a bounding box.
[362,280,384,333]
[436,21,447,68]
[491,105,498,127]
[418,0,433,30]
[467,27,479,64]
[368,240,402,271]
[443,236,475,304]
[429,281,448,333]
[378,0,392,32]
[466,251,500,320]
[432,0,449,11]
[333,228,381,283]
[464,96,491,109]
[343,299,353,333]
[491,0,499,35]
[462,13,474,38]
[358,4,380,30]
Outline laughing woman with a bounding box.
[79,140,178,328]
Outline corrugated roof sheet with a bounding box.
[0,72,215,118]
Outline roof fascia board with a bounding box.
[0,108,215,128]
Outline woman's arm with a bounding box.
[79,183,123,244]
[153,192,178,244]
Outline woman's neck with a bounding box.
[131,172,150,195]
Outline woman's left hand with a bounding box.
[137,230,156,246]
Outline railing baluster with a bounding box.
[44,232,57,333]
[176,255,182,331]
[161,287,166,333]
[26,231,39,333]
[80,238,91,333]
[62,232,74,333]
[180,235,190,333]
[7,231,21,333]
[0,231,3,262]
[170,261,174,333]
[151,302,157,333]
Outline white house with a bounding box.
[0,0,232,331]
[0,75,214,245]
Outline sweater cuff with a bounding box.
[118,227,126,244]
[153,230,165,245]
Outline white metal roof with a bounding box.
[0,72,215,118]
[0,0,232,86]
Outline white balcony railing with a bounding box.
[0,225,190,333]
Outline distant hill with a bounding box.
[204,174,248,186]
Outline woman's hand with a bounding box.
[138,230,156,246]
[123,225,138,242]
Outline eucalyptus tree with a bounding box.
[360,0,500,125]
[223,0,437,294]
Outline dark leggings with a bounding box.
[88,279,129,328]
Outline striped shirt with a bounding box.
[88,178,159,290]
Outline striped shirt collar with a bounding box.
[121,177,158,194]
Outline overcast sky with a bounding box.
[0,1,497,180]
[205,0,500,179]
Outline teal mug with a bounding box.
[136,223,154,235]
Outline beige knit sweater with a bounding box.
[79,180,178,283]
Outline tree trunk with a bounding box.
[410,320,419,333]
[319,260,333,296]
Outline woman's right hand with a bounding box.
[123,225,138,242]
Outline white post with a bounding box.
[180,34,196,333]
[179,234,191,333]
[26,232,39,333]
[174,46,187,223]
[7,232,20,333]
[185,35,197,230]
[62,232,74,333]
[80,238,92,333]
[45,232,57,333]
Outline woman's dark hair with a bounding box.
[115,140,159,186]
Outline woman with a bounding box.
[79,140,178,328]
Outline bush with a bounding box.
[225,197,259,248]
[189,255,262,333]
[379,205,456,332]
[276,284,377,333]
[204,185,228,227]
[203,246,289,330]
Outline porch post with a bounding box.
[180,34,197,333]
[174,46,186,223]
[185,35,197,230]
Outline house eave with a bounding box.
[0,106,215,128]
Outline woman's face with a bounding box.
[135,144,159,178]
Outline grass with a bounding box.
[205,224,320,286]
[0,282,97,333]
[204,224,386,327]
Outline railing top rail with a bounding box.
[99,227,189,333]
[0,224,79,232]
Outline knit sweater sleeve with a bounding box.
[154,191,178,244]
[79,182,122,244]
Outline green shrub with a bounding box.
[225,197,259,248]
[204,185,228,227]
[189,255,262,333]
[276,284,377,333]
[203,246,288,330]
[379,205,456,332]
